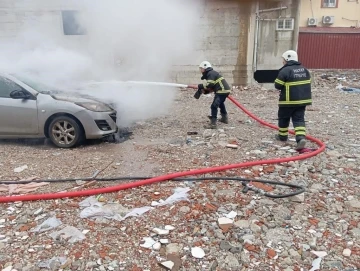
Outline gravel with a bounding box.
[0,71,360,270]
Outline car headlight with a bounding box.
[75,102,112,112]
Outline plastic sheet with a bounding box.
[38,257,67,269]
[49,226,86,243]
[157,187,191,206]
[0,181,48,195]
[79,187,191,221]
[309,251,327,271]
[31,217,62,233]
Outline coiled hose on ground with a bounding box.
[0,95,326,203]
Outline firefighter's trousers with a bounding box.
[278,106,306,142]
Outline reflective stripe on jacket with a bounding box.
[274,61,312,107]
[198,67,231,95]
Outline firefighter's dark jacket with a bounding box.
[274,61,312,107]
[198,67,231,95]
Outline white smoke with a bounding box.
[0,0,204,126]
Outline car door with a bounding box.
[0,76,39,136]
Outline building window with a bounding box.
[61,10,86,35]
[276,18,294,31]
[322,0,337,8]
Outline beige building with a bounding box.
[299,0,360,28]
[297,0,360,69]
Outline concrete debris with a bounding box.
[152,242,161,250]
[225,211,237,219]
[234,220,250,228]
[166,243,182,255]
[158,260,174,270]
[164,225,175,231]
[226,144,239,149]
[191,247,205,259]
[291,193,305,203]
[345,199,360,211]
[220,240,242,253]
[225,255,241,268]
[14,165,28,173]
[342,248,352,257]
[152,228,170,236]
[33,207,43,216]
[140,237,156,249]
[218,217,234,233]
[179,206,190,213]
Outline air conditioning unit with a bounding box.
[307,18,318,26]
[322,16,335,25]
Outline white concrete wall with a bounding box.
[0,0,87,49]
[171,0,256,86]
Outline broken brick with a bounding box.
[308,218,320,226]
[267,248,277,258]
[250,182,274,192]
[204,203,217,211]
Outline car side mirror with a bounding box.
[10,89,33,100]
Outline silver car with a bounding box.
[0,73,118,148]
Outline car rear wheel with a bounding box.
[48,116,84,148]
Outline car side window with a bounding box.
[0,77,22,98]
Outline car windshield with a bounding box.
[12,74,55,94]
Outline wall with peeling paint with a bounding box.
[171,0,256,86]
[173,0,301,86]
[255,0,301,72]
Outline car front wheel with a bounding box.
[48,116,84,148]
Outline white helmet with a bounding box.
[282,50,298,62]
[199,61,212,69]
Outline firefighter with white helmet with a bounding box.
[199,61,212,70]
[281,50,298,62]
[191,61,231,129]
[274,50,312,150]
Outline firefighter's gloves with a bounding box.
[194,88,202,99]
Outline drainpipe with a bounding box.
[292,0,301,51]
[259,7,287,13]
[252,1,260,72]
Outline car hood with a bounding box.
[51,94,99,103]
[49,91,113,106]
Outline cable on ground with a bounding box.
[0,176,305,199]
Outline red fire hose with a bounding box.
[0,96,325,203]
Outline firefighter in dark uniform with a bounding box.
[192,61,231,129]
[274,50,312,150]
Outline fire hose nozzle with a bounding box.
[187,84,198,89]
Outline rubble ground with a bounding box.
[0,71,360,271]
